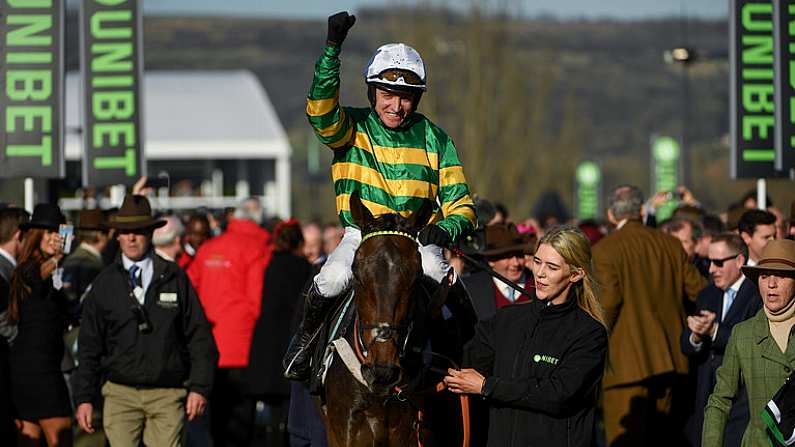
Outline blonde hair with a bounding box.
[538,225,607,328]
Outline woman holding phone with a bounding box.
[444,225,608,446]
[8,204,73,446]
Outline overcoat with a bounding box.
[703,309,795,447]
[592,220,706,387]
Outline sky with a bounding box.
[133,0,727,20]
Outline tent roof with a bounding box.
[65,70,291,160]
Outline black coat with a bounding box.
[0,256,15,443]
[465,296,607,447]
[246,251,312,397]
[680,279,761,447]
[72,254,218,404]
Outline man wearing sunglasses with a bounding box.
[285,11,477,380]
[680,233,761,447]
[73,195,218,447]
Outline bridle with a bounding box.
[355,230,421,360]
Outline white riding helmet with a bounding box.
[363,43,427,92]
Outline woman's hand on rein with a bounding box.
[443,368,485,395]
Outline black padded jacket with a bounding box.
[465,295,607,446]
[72,253,217,404]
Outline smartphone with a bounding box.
[143,174,169,190]
[59,224,74,255]
[665,191,684,201]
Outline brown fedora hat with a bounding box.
[482,223,533,258]
[742,239,795,284]
[78,209,107,231]
[109,195,166,231]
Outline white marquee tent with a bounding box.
[62,70,291,217]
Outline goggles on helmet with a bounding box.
[376,69,424,87]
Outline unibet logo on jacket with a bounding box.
[533,354,560,365]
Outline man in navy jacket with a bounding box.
[681,233,762,446]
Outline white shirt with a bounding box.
[0,248,16,268]
[747,258,758,267]
[492,274,526,303]
[121,255,154,305]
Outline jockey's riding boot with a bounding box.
[283,283,338,381]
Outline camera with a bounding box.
[130,305,152,333]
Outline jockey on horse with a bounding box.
[283,11,477,381]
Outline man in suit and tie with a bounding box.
[681,233,761,446]
[0,207,30,443]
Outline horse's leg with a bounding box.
[387,402,419,447]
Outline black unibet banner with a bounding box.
[774,0,795,176]
[80,0,144,187]
[0,0,65,178]
[731,0,789,178]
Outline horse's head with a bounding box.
[349,192,434,391]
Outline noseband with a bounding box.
[356,229,420,359]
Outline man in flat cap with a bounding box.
[72,195,217,447]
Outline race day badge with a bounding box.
[157,292,178,309]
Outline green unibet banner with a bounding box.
[574,161,601,220]
[774,0,795,176]
[0,0,65,178]
[651,136,680,221]
[80,0,145,187]
[730,0,789,178]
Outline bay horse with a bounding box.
[319,193,467,447]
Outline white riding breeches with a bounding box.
[313,227,452,298]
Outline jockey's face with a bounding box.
[374,88,414,129]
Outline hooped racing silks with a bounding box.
[283,43,477,381]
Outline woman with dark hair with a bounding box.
[8,204,73,446]
[247,219,313,444]
[444,225,608,446]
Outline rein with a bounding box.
[450,247,534,298]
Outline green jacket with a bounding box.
[703,309,795,446]
[306,45,476,241]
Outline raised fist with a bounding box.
[327,11,356,47]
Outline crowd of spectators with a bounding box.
[0,182,793,446]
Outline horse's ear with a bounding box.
[407,199,434,233]
[349,191,374,229]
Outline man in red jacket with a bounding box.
[187,199,272,446]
